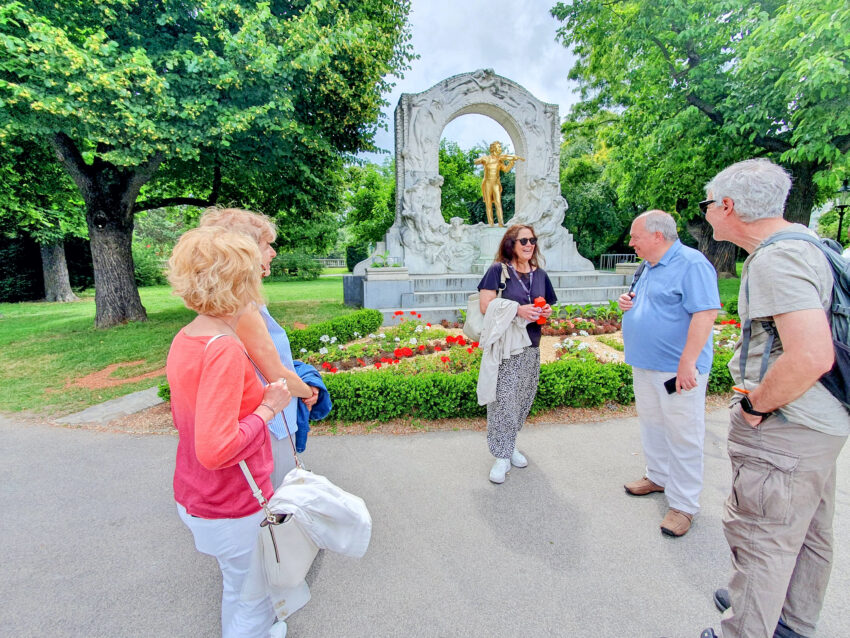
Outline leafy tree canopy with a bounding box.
[343,159,395,247]
[552,0,850,226]
[0,0,413,325]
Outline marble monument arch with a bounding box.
[352,69,593,276]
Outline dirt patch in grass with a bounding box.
[65,360,167,390]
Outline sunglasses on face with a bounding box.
[698,199,716,215]
[516,237,538,246]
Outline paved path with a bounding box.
[3,410,850,638]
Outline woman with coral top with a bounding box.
[477,224,557,484]
[167,226,291,638]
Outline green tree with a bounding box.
[552,0,850,270]
[343,160,395,247]
[0,0,412,326]
[0,138,86,301]
[559,118,634,261]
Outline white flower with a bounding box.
[319,347,328,355]
[424,325,431,330]
[579,330,589,337]
[394,337,401,342]
[338,345,345,350]
[368,333,376,339]
[353,331,361,338]
[409,337,417,344]
[571,332,577,336]
[378,333,386,339]
[330,336,337,344]
[319,334,330,343]
[300,348,307,353]
[577,342,588,351]
[713,329,721,335]
[415,325,423,333]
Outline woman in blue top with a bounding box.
[477,224,557,484]
[200,208,320,487]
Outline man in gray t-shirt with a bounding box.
[698,159,849,638]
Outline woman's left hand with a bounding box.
[539,304,552,318]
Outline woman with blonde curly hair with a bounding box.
[199,207,320,487]
[167,226,291,637]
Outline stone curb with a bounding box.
[55,386,163,425]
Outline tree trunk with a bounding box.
[39,240,79,302]
[687,217,738,278]
[784,160,819,226]
[51,133,162,328]
[86,177,147,328]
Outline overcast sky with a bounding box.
[362,0,579,162]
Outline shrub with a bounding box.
[288,309,383,354]
[269,252,322,281]
[133,243,168,287]
[157,380,171,402]
[709,350,734,394]
[346,243,369,271]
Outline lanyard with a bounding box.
[509,264,534,303]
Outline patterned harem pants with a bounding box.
[487,346,540,458]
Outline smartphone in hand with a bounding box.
[664,376,677,394]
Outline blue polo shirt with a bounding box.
[622,240,720,374]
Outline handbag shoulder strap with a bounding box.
[497,262,509,298]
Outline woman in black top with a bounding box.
[477,224,557,483]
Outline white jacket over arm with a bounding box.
[476,298,532,406]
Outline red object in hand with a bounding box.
[534,296,547,323]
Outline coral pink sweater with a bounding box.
[167,330,273,519]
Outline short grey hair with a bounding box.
[705,158,791,222]
[636,209,678,242]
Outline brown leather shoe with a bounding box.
[660,508,693,537]
[623,476,665,496]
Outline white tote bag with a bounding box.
[463,263,508,341]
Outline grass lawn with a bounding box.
[321,267,349,275]
[0,278,351,416]
[717,262,743,312]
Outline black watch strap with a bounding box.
[741,395,772,417]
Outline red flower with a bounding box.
[426,322,431,327]
[418,345,425,351]
[357,358,365,366]
[440,356,450,363]
[146,244,152,248]
[321,362,331,369]
[393,359,400,364]
[402,347,413,356]
[375,362,382,369]
[471,341,479,348]
[410,310,417,315]
[434,346,442,351]
[446,336,456,344]
[735,322,741,328]
[456,336,466,346]
[394,310,403,316]
[393,348,402,357]
[417,313,422,318]
[330,367,338,373]
[467,347,473,353]
[720,302,724,307]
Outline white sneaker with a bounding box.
[489,458,511,484]
[511,449,528,468]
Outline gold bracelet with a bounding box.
[260,402,276,416]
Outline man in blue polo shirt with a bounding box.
[618,210,720,537]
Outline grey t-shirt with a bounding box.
[730,224,850,436]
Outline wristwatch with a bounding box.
[740,395,772,418]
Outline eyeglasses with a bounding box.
[516,237,537,246]
[698,199,717,215]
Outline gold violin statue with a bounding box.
[474,141,525,227]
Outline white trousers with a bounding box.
[632,367,709,515]
[177,503,275,638]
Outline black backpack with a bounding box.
[739,231,850,409]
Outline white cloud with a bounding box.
[362,0,579,162]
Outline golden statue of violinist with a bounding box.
[474,141,524,227]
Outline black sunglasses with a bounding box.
[698,199,716,215]
[516,237,538,246]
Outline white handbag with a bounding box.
[463,263,509,341]
[239,457,319,590]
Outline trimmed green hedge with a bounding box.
[321,353,734,422]
[157,331,736,421]
[287,309,383,354]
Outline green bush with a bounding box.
[269,252,322,281]
[345,243,368,271]
[288,309,383,354]
[157,380,171,402]
[709,350,734,394]
[133,243,168,287]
